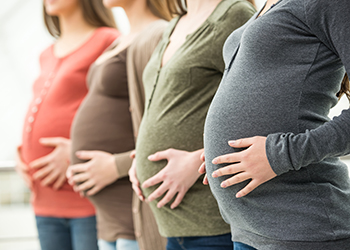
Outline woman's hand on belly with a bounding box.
[29,137,71,190]
[198,151,209,185]
[66,150,118,196]
[211,136,277,198]
[129,151,145,201]
[142,148,204,209]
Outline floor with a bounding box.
[0,205,40,250]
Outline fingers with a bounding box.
[198,162,206,174]
[132,183,144,201]
[212,163,244,177]
[220,172,251,188]
[74,179,95,193]
[148,149,172,161]
[212,151,242,165]
[33,165,52,180]
[130,150,136,159]
[228,137,255,148]
[203,174,208,185]
[147,183,168,203]
[39,137,66,147]
[69,172,89,185]
[128,161,144,201]
[40,171,60,186]
[75,150,99,161]
[86,185,103,196]
[236,179,260,198]
[29,155,50,169]
[142,173,163,189]
[170,191,186,209]
[66,163,88,178]
[200,151,205,162]
[156,188,177,208]
[53,174,66,190]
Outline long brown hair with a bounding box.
[166,0,256,16]
[148,0,173,21]
[43,0,116,38]
[337,73,350,102]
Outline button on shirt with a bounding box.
[20,27,119,218]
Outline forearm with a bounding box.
[266,109,350,175]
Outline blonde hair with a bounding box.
[43,0,116,38]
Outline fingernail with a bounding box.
[148,155,154,160]
[236,193,242,198]
[221,182,227,188]
[212,172,218,178]
[212,159,218,164]
[228,140,236,145]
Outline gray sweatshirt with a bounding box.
[204,0,350,249]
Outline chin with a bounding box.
[44,0,79,16]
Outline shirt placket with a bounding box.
[26,59,61,137]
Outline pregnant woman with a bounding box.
[132,0,255,249]
[15,0,118,250]
[66,0,170,249]
[203,0,350,249]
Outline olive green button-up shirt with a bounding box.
[136,0,255,237]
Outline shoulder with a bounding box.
[95,26,120,37]
[128,20,168,57]
[93,27,120,47]
[209,0,256,24]
[39,44,54,63]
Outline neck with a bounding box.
[58,8,94,38]
[123,1,159,34]
[186,0,222,17]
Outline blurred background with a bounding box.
[0,0,348,249]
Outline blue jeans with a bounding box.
[166,233,233,250]
[98,238,139,250]
[233,242,257,250]
[35,215,98,250]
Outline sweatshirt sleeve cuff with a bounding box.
[114,150,133,178]
[266,133,295,176]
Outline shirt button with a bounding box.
[26,126,32,133]
[28,116,34,123]
[35,98,42,104]
[44,81,50,87]
[31,106,38,113]
[41,89,47,95]
[135,231,141,237]
[132,207,138,213]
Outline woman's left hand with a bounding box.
[211,136,277,198]
[66,150,119,196]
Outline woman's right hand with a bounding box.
[15,146,33,189]
[128,151,145,201]
[198,151,208,185]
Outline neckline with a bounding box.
[51,27,101,60]
[256,0,283,19]
[160,0,226,69]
